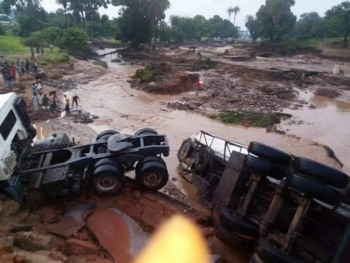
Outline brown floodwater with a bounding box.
[65,50,345,195]
[280,89,350,174]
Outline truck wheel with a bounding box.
[256,239,301,263]
[194,147,214,173]
[292,157,349,189]
[136,156,166,175]
[214,222,256,251]
[94,159,125,174]
[248,142,292,167]
[250,254,266,263]
[287,173,342,206]
[96,130,120,141]
[135,128,158,136]
[136,162,169,191]
[178,139,193,162]
[93,164,124,197]
[28,125,37,139]
[244,155,272,175]
[219,209,259,237]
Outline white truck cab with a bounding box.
[0,93,36,200]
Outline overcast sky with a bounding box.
[42,0,345,29]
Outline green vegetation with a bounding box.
[220,110,280,127]
[0,34,29,54]
[134,63,162,83]
[93,61,108,69]
[192,59,218,71]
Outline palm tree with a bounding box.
[56,0,69,28]
[232,6,241,26]
[139,0,171,51]
[227,7,234,22]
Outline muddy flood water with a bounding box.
[54,49,349,195]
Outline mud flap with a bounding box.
[5,177,24,203]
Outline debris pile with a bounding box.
[44,78,78,91]
[0,183,214,263]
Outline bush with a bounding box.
[93,61,108,69]
[134,63,164,83]
[0,24,5,36]
[192,59,218,71]
[59,27,90,53]
[296,34,313,41]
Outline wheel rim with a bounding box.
[143,172,162,188]
[97,175,120,193]
[179,142,190,161]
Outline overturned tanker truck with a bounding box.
[0,93,170,203]
[178,131,350,263]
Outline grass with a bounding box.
[102,38,121,45]
[0,33,69,66]
[0,34,29,54]
[219,110,280,127]
[134,63,164,83]
[93,61,108,69]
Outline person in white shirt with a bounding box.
[36,79,43,95]
[333,63,340,75]
[32,93,39,113]
[37,93,43,112]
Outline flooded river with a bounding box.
[64,50,346,194]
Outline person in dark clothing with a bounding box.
[25,59,30,74]
[64,95,70,115]
[1,67,7,84]
[36,46,40,58]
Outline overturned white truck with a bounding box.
[0,93,170,203]
[178,131,350,263]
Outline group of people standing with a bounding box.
[1,58,39,88]
[31,80,59,114]
[332,63,345,76]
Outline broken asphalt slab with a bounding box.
[46,200,95,238]
[87,208,149,263]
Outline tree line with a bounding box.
[1,0,350,52]
[245,0,350,47]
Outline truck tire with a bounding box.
[250,254,265,263]
[219,209,259,237]
[136,156,166,175]
[194,147,214,173]
[256,239,301,263]
[178,139,193,162]
[292,157,349,189]
[94,159,125,174]
[96,130,120,141]
[248,142,292,167]
[214,222,256,251]
[244,155,272,175]
[92,164,124,197]
[28,125,37,139]
[135,128,158,136]
[136,162,169,191]
[286,173,342,206]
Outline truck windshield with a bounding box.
[0,110,17,140]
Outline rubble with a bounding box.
[14,232,56,252]
[315,87,341,98]
[43,78,78,91]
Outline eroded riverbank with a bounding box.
[64,53,344,197]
